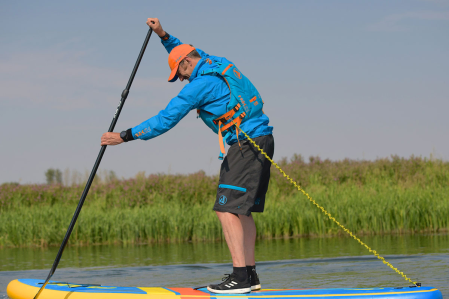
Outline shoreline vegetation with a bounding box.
[1,155,448,248]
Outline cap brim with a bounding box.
[168,64,179,82]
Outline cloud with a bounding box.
[368,10,449,31]
[0,49,172,111]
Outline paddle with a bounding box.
[33,27,154,299]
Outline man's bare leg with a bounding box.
[215,211,246,267]
[239,214,261,290]
[238,214,256,266]
[208,212,253,293]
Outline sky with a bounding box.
[1,0,448,184]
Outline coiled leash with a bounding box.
[235,126,418,287]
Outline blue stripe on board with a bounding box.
[18,279,147,294]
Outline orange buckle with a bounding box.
[220,112,246,133]
[213,104,241,125]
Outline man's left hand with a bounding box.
[101,132,123,146]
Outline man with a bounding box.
[101,18,274,294]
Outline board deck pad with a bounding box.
[7,279,443,299]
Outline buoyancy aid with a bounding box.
[197,58,264,160]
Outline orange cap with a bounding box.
[167,44,195,82]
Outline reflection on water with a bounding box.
[1,234,448,298]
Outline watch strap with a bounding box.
[120,129,134,142]
[161,32,170,41]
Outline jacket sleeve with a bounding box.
[161,34,210,58]
[161,34,182,54]
[131,79,210,141]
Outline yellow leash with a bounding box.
[236,127,418,286]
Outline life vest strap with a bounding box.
[216,112,246,159]
[220,112,246,132]
[236,126,242,151]
[221,64,234,75]
[213,104,241,125]
[217,121,226,160]
[232,113,246,151]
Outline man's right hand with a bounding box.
[146,18,165,37]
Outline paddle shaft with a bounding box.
[33,28,154,299]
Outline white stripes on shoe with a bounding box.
[207,273,251,294]
[225,281,238,288]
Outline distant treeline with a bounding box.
[41,168,118,186]
[1,155,448,247]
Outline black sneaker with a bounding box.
[207,273,251,294]
[250,269,261,291]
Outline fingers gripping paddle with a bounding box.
[33,28,154,299]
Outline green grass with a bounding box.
[1,155,448,247]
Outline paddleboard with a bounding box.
[7,279,443,299]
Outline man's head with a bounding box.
[167,44,201,82]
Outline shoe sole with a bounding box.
[207,286,251,294]
[251,284,261,291]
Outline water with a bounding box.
[1,234,448,298]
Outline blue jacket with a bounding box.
[131,34,273,145]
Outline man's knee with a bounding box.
[215,211,239,217]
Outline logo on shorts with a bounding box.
[255,198,261,205]
[219,195,227,205]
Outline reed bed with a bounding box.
[1,155,448,247]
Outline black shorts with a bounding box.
[213,134,274,216]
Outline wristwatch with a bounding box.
[120,129,134,142]
[161,31,170,41]
[120,131,127,141]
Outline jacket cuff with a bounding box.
[123,128,135,142]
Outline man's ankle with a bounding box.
[233,266,248,282]
[246,265,256,277]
